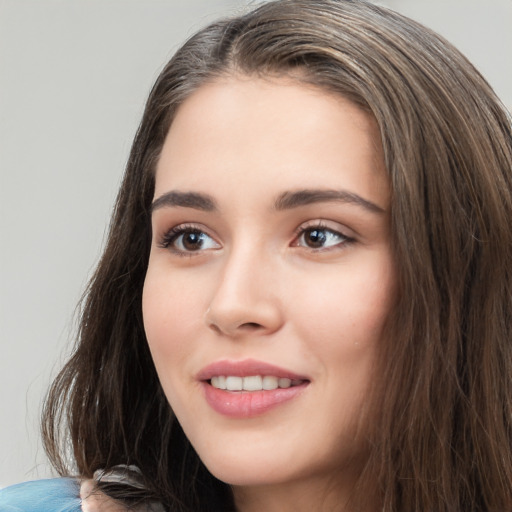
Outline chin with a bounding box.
[204,459,296,488]
[192,439,298,487]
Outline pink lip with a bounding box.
[197,359,310,418]
[197,358,308,381]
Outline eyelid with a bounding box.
[293,219,353,237]
[157,222,221,255]
[291,220,355,250]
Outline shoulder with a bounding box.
[0,478,81,512]
[80,479,165,512]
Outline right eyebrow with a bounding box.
[274,188,386,214]
[150,191,218,213]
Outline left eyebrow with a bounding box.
[274,189,386,214]
[150,191,218,213]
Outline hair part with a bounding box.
[42,1,512,510]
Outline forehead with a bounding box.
[154,75,389,209]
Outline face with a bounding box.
[143,75,394,497]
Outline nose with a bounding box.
[205,245,283,338]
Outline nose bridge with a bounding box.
[207,237,282,336]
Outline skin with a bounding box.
[142,75,395,512]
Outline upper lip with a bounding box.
[197,358,310,381]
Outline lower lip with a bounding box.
[202,382,308,418]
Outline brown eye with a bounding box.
[180,230,206,251]
[160,226,220,254]
[297,226,349,249]
[303,228,328,248]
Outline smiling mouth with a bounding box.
[209,375,307,391]
[201,363,310,417]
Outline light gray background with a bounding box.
[1,0,511,488]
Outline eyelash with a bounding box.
[157,224,219,257]
[293,222,354,251]
[157,221,354,256]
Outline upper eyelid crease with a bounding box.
[274,189,385,214]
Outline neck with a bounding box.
[232,470,379,512]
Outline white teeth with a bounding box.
[243,375,263,391]
[262,376,278,390]
[211,375,301,391]
[226,376,243,391]
[278,378,291,388]
[210,376,226,390]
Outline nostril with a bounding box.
[240,322,262,330]
[208,323,222,335]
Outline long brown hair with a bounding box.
[42,1,512,510]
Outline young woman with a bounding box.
[1,0,511,510]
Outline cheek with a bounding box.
[141,274,198,421]
[142,269,197,370]
[295,260,394,345]
[289,254,395,405]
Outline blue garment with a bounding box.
[0,478,81,512]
